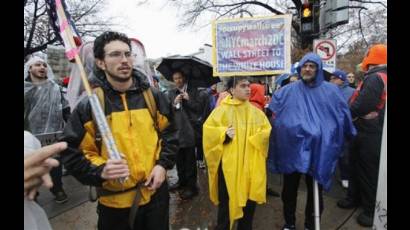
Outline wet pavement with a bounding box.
[40,165,372,229]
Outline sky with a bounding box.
[104,0,213,59]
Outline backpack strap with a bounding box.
[142,88,160,134]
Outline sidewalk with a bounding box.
[42,167,371,229]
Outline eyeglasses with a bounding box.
[105,51,132,60]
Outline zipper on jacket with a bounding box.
[120,93,133,127]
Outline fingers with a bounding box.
[101,159,130,180]
[43,158,60,168]
[24,142,67,167]
[24,176,43,194]
[146,176,162,191]
[27,189,38,201]
[144,174,153,188]
[24,164,52,184]
[41,173,54,189]
[226,126,235,138]
[146,165,165,190]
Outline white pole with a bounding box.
[373,103,387,229]
[314,180,320,230]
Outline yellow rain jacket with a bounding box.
[203,96,271,229]
[61,70,178,208]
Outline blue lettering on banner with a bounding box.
[215,17,288,74]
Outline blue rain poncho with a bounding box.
[24,56,68,134]
[268,53,356,190]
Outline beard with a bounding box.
[105,69,132,83]
[301,74,315,83]
[30,72,47,82]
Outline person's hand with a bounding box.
[174,94,183,105]
[226,126,235,139]
[181,92,189,100]
[101,158,130,180]
[24,142,66,200]
[144,165,166,191]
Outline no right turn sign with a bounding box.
[314,39,336,73]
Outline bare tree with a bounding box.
[326,1,387,53]
[24,0,117,58]
[158,0,386,54]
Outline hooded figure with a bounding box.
[337,44,387,227]
[269,53,356,188]
[203,77,271,229]
[268,53,356,230]
[130,38,155,85]
[330,69,355,102]
[24,56,70,134]
[66,41,101,111]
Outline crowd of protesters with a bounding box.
[24,29,386,230]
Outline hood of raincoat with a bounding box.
[24,56,55,82]
[361,44,387,72]
[297,53,325,88]
[268,54,357,190]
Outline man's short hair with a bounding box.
[93,31,131,60]
[226,76,250,89]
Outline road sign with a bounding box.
[319,0,349,31]
[314,39,336,73]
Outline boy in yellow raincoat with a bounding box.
[203,77,271,229]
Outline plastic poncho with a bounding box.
[130,38,154,85]
[203,96,271,229]
[24,57,67,134]
[268,53,356,190]
[24,131,53,230]
[66,41,100,111]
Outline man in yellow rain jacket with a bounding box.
[60,31,178,230]
[203,76,271,230]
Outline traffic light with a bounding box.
[300,2,313,34]
[300,1,320,36]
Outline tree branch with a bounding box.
[291,0,301,11]
[349,0,387,8]
[349,6,368,10]
[358,8,368,47]
[24,37,59,58]
[26,0,39,53]
[208,1,284,15]
[72,0,103,22]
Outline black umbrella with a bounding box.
[156,55,220,88]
